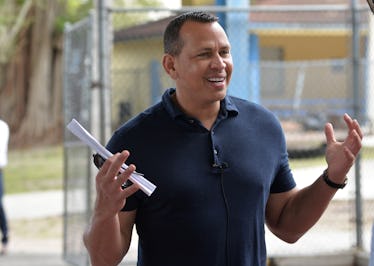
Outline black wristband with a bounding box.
[322,169,347,189]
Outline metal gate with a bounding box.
[62,14,94,266]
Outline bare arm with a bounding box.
[266,114,363,243]
[83,151,139,266]
[83,210,136,265]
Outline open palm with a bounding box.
[324,114,363,181]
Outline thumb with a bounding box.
[324,122,336,146]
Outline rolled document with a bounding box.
[67,118,156,196]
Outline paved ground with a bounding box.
[0,253,69,266]
[1,190,69,265]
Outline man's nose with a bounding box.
[210,55,226,69]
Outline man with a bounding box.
[83,11,363,266]
[0,119,9,255]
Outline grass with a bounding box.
[289,155,325,169]
[11,216,63,238]
[4,146,64,252]
[3,145,374,195]
[4,145,63,194]
[289,146,374,169]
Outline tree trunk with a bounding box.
[15,1,62,146]
[0,1,74,148]
[0,0,32,139]
[0,28,30,132]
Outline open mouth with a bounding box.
[207,77,225,83]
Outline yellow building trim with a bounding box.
[252,28,350,37]
[182,0,214,5]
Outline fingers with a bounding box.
[93,151,139,217]
[342,113,363,155]
[122,178,140,198]
[106,151,130,180]
[112,162,139,199]
[117,164,136,188]
[343,113,364,140]
[97,151,137,191]
[354,119,364,140]
[324,122,336,146]
[324,114,363,180]
[346,125,362,155]
[97,151,128,179]
[351,119,363,140]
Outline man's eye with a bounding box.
[198,52,210,57]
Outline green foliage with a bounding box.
[0,12,16,25]
[112,0,164,30]
[55,0,93,32]
[55,0,164,32]
[0,0,33,64]
[0,1,24,29]
[112,0,162,8]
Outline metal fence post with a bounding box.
[351,0,363,250]
[96,0,112,144]
[370,223,374,266]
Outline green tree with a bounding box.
[0,0,92,147]
[0,0,164,148]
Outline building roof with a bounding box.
[114,1,369,42]
[254,0,366,5]
[250,0,368,26]
[114,15,176,42]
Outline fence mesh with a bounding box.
[63,4,374,265]
[63,15,94,266]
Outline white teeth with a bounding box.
[208,77,225,82]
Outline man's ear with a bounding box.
[162,54,178,80]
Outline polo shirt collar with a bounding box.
[162,88,239,120]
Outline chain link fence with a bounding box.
[63,4,374,265]
[63,14,94,266]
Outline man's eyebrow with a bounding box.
[192,48,212,54]
[203,44,231,49]
[194,44,230,53]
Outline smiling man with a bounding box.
[83,11,363,266]
[162,14,232,130]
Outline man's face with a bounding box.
[170,21,233,106]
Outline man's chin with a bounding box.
[215,89,227,100]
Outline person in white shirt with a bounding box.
[0,119,9,255]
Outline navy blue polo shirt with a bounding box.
[106,88,296,266]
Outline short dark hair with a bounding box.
[163,11,219,56]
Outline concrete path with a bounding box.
[0,253,69,266]
[2,190,68,265]
[4,190,64,220]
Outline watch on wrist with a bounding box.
[322,169,347,189]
